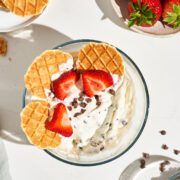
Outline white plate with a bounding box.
[120,155,180,180]
[0,9,39,32]
[111,0,180,36]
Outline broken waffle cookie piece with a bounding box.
[0,37,7,56]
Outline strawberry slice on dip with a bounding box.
[46,103,73,137]
[53,70,79,100]
[82,70,114,97]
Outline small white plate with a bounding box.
[111,0,180,36]
[0,9,39,32]
[120,155,180,180]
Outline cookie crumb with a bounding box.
[0,37,7,56]
[142,152,150,159]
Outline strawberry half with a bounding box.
[53,70,79,100]
[46,103,73,137]
[128,0,162,27]
[82,70,114,97]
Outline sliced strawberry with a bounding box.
[53,70,79,100]
[82,70,114,97]
[46,103,73,137]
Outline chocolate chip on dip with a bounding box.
[159,130,166,135]
[108,89,115,96]
[161,144,169,150]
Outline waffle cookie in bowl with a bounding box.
[21,40,149,165]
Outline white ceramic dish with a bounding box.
[23,39,149,166]
[111,0,180,36]
[0,9,39,32]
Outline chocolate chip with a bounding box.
[159,130,166,135]
[85,98,92,103]
[108,89,115,96]
[122,120,128,126]
[73,98,78,102]
[79,147,83,150]
[78,96,84,101]
[96,101,101,106]
[100,146,104,151]
[159,165,165,172]
[139,159,146,169]
[174,149,180,155]
[80,102,87,108]
[95,95,100,101]
[67,106,72,111]
[163,160,170,165]
[71,101,78,108]
[81,109,86,114]
[69,117,72,121]
[162,144,169,150]
[142,152,150,159]
[74,112,81,117]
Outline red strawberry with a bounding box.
[128,0,162,27]
[82,70,114,97]
[162,0,180,28]
[53,70,79,100]
[46,103,73,137]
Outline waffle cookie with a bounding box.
[77,42,124,76]
[24,50,72,98]
[0,0,7,9]
[0,37,7,56]
[21,101,61,148]
[2,0,48,16]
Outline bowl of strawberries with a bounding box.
[111,0,180,36]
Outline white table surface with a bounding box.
[0,0,180,180]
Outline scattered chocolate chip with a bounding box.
[96,101,101,106]
[74,112,81,117]
[109,123,112,127]
[80,102,87,108]
[159,130,166,135]
[140,159,146,169]
[174,149,180,155]
[73,98,78,102]
[81,109,86,114]
[69,117,72,121]
[78,96,84,101]
[163,160,170,165]
[108,89,115,96]
[100,146,104,151]
[162,144,169,150]
[85,98,92,103]
[67,106,72,111]
[159,165,165,172]
[142,152,150,159]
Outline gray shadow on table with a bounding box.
[95,0,129,30]
[0,24,72,145]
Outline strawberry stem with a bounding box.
[164,5,180,29]
[128,2,156,27]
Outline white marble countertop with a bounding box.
[0,0,180,180]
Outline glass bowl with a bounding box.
[22,39,150,166]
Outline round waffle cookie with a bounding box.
[21,101,61,148]
[24,50,72,98]
[77,42,124,76]
[2,0,48,16]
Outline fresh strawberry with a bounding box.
[128,0,162,27]
[53,70,79,100]
[46,103,73,137]
[82,70,114,97]
[162,0,180,28]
